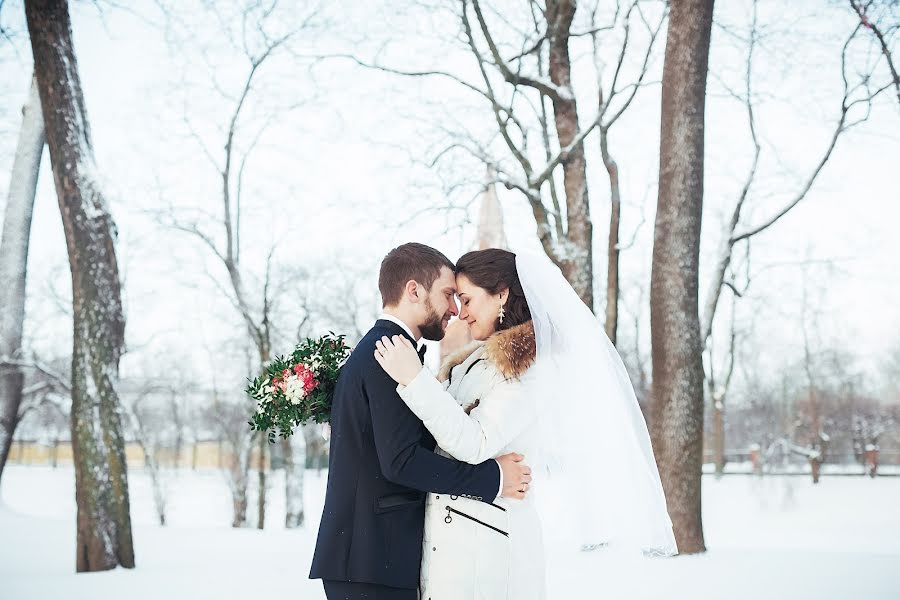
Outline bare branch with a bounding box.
[849,0,900,107]
[731,24,866,244]
[470,0,568,103]
[0,357,72,393]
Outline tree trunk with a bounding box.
[257,433,266,529]
[713,397,725,478]
[26,0,135,571]
[284,432,306,528]
[0,76,45,483]
[600,128,620,345]
[304,422,326,473]
[649,0,715,555]
[230,435,252,528]
[547,0,594,310]
[147,448,166,526]
[232,484,248,528]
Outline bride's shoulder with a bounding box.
[484,320,536,381]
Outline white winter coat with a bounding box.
[397,321,546,600]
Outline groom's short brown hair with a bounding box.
[379,243,455,307]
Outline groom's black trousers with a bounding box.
[323,580,416,600]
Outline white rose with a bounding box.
[285,375,307,406]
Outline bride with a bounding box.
[374,248,676,598]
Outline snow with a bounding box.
[1,466,899,599]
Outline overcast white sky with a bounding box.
[0,0,898,398]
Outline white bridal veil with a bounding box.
[515,250,678,562]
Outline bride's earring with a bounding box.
[498,304,505,324]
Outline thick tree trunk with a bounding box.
[283,433,306,528]
[26,0,135,571]
[547,0,594,310]
[649,0,714,555]
[0,76,45,483]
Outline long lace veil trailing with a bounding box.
[515,250,677,565]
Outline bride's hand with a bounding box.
[374,335,423,386]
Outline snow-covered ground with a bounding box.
[1,465,898,599]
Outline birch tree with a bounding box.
[0,75,44,482]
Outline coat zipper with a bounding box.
[444,506,509,537]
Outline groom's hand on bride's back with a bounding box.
[497,452,532,500]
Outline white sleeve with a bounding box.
[397,366,537,465]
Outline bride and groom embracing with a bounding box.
[310,243,677,599]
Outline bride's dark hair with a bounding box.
[455,248,531,332]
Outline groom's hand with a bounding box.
[497,452,532,500]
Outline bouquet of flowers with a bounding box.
[247,332,351,441]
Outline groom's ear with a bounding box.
[404,279,421,303]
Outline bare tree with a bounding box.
[344,0,609,307]
[457,0,594,306]
[797,269,830,483]
[194,339,258,528]
[699,0,895,478]
[126,384,170,526]
[705,291,740,478]
[25,0,134,571]
[207,394,257,528]
[283,431,306,527]
[701,0,896,348]
[649,0,715,556]
[0,75,45,482]
[154,0,320,529]
[586,0,667,343]
[0,354,71,469]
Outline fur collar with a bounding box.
[437,321,536,382]
[437,341,482,382]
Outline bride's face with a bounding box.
[455,274,507,341]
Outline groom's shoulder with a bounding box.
[356,323,387,350]
[345,324,388,371]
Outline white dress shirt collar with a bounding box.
[378,313,418,341]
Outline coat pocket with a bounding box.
[443,505,509,537]
[374,492,425,514]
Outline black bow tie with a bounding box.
[417,344,427,363]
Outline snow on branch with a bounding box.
[470,0,572,104]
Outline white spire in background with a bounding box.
[475,166,507,250]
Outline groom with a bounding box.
[310,243,532,600]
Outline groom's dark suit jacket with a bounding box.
[309,319,500,590]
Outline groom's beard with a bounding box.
[419,297,447,342]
